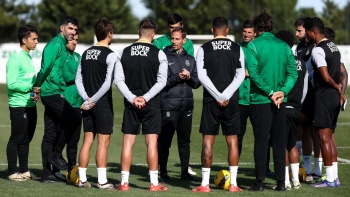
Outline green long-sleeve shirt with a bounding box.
[238,42,250,106]
[34,34,68,96]
[6,48,37,107]
[245,32,297,104]
[153,33,194,57]
[63,51,83,108]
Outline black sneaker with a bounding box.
[180,173,196,180]
[160,173,171,182]
[40,174,63,183]
[48,156,68,170]
[54,171,66,181]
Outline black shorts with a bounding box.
[122,104,161,135]
[199,101,240,136]
[301,81,315,122]
[82,107,114,134]
[286,106,301,149]
[313,93,340,129]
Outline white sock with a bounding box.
[201,168,210,187]
[304,156,312,174]
[78,167,87,182]
[149,170,158,186]
[314,158,323,176]
[121,171,130,184]
[296,141,303,155]
[291,163,300,183]
[229,166,238,186]
[285,166,290,184]
[332,162,338,179]
[325,166,334,182]
[97,168,108,184]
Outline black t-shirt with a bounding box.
[296,41,314,62]
[287,56,308,107]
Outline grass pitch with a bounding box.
[0,84,349,197]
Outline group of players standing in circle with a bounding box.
[5,10,347,192]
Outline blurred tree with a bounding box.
[320,0,347,44]
[295,7,318,19]
[0,0,34,42]
[31,0,139,43]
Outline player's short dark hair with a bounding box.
[18,25,38,45]
[242,20,254,29]
[139,19,158,35]
[275,30,295,48]
[167,13,183,26]
[324,27,335,41]
[251,11,274,32]
[303,17,325,34]
[171,27,187,39]
[212,17,228,29]
[295,17,310,28]
[60,16,79,27]
[94,17,114,42]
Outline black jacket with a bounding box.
[161,46,201,111]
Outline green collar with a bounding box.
[57,33,68,44]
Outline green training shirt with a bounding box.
[63,51,83,108]
[153,33,195,57]
[6,48,37,107]
[238,42,250,106]
[34,34,68,96]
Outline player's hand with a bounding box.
[132,96,146,110]
[337,83,342,94]
[340,94,346,106]
[271,91,284,109]
[217,100,224,107]
[245,69,249,77]
[30,92,39,102]
[181,69,191,79]
[222,99,230,107]
[33,87,41,93]
[87,98,95,109]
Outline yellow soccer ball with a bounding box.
[66,165,79,184]
[214,170,230,190]
[289,167,307,182]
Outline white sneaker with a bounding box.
[285,183,292,190]
[8,173,26,181]
[21,171,41,180]
[305,174,313,182]
[188,166,196,175]
[293,181,301,189]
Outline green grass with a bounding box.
[0,84,349,197]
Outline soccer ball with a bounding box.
[214,170,230,190]
[289,166,307,182]
[66,165,79,184]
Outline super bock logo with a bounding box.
[211,40,232,50]
[86,49,101,60]
[131,45,150,56]
[185,60,190,66]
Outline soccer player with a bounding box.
[6,25,40,181]
[75,18,117,189]
[115,19,168,191]
[153,13,194,57]
[52,32,83,173]
[295,17,322,182]
[237,20,254,156]
[275,30,308,190]
[192,17,245,193]
[157,27,200,182]
[34,16,78,182]
[304,17,342,188]
[245,11,297,191]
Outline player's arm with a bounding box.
[6,55,32,92]
[75,60,89,101]
[142,50,168,102]
[186,59,201,89]
[312,47,340,92]
[245,42,274,97]
[86,52,117,106]
[279,48,298,95]
[114,50,137,103]
[221,47,246,100]
[196,47,223,101]
[340,62,348,94]
[301,70,309,104]
[34,42,61,87]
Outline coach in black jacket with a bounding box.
[158,27,200,181]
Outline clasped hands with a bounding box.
[179,68,190,80]
[132,96,146,110]
[81,98,96,110]
[31,87,41,102]
[271,91,284,109]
